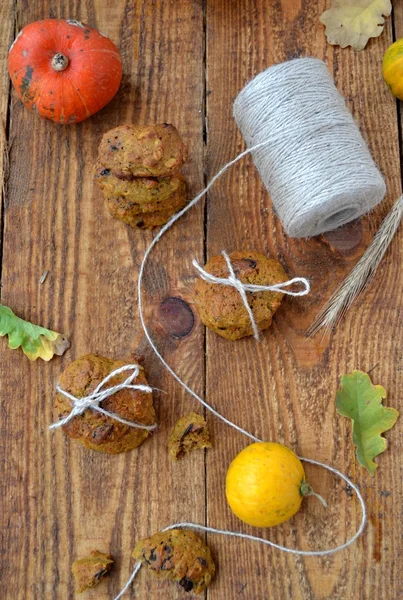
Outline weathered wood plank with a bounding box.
[0,1,205,598]
[205,2,402,599]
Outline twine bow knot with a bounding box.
[50,364,157,431]
[193,251,310,341]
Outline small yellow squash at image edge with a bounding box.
[226,442,322,528]
[383,38,403,101]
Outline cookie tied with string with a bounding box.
[193,251,289,340]
[53,354,156,454]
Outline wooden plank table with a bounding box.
[0,1,402,599]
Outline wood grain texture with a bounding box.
[1,1,403,600]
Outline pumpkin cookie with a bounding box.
[107,200,187,229]
[105,177,187,228]
[133,529,215,594]
[94,165,186,210]
[72,550,113,594]
[54,354,156,454]
[168,413,212,460]
[97,123,187,177]
[194,251,288,340]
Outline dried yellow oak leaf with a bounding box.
[320,0,392,51]
[0,304,70,361]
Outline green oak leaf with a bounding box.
[336,370,399,475]
[0,304,70,361]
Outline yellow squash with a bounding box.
[226,442,317,527]
[383,39,403,101]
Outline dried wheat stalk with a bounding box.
[307,195,403,336]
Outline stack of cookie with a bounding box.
[95,123,187,229]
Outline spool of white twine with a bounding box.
[233,58,386,237]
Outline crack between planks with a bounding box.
[0,0,17,302]
[391,6,403,195]
[202,1,209,599]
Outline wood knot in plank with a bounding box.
[158,297,194,339]
[322,219,363,255]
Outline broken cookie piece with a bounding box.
[133,529,215,594]
[168,412,212,460]
[72,550,114,594]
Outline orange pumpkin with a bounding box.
[8,19,122,124]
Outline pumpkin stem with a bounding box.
[300,481,328,508]
[51,53,69,72]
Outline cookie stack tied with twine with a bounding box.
[95,123,188,229]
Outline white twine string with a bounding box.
[116,61,371,597]
[50,364,157,431]
[193,250,310,340]
[137,139,276,443]
[114,456,366,599]
[126,150,368,597]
